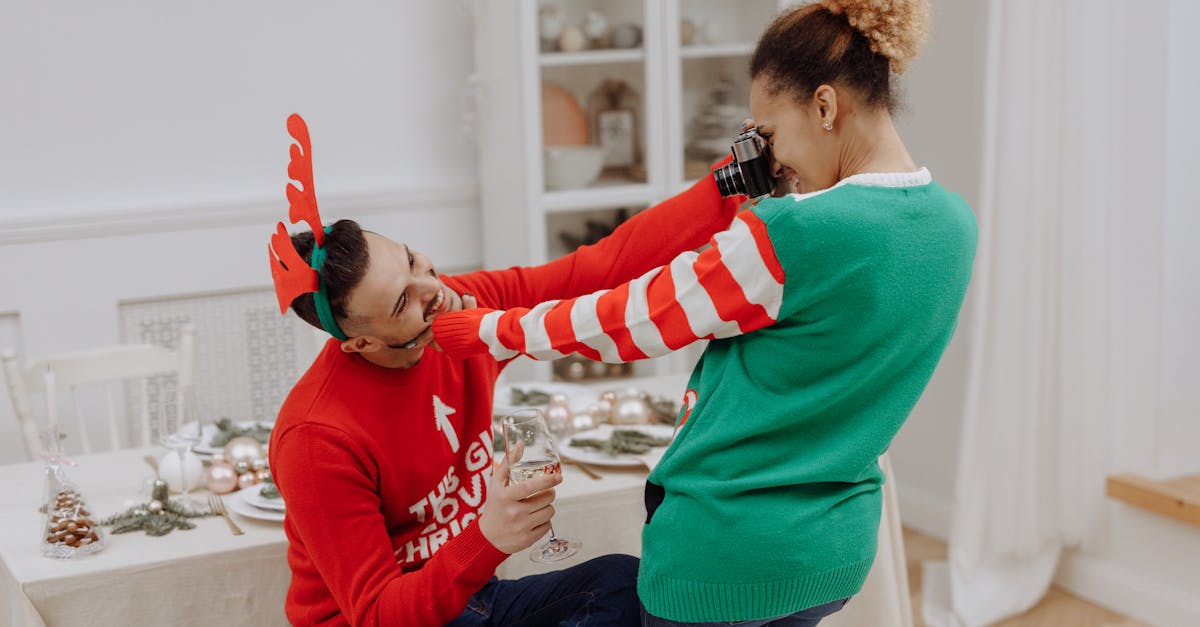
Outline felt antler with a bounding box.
[268,222,319,314]
[269,113,327,314]
[285,113,324,246]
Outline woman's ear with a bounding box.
[814,84,839,129]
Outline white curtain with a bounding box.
[922,1,1176,625]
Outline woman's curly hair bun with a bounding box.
[821,0,930,73]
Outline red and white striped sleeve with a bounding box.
[432,210,786,363]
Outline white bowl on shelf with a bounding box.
[544,145,606,191]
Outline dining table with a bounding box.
[0,373,913,626]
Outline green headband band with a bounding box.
[309,226,347,340]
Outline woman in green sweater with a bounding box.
[433,0,976,624]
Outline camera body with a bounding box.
[713,128,776,199]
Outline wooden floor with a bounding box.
[903,528,1149,627]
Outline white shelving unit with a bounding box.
[539,49,646,66]
[471,0,791,382]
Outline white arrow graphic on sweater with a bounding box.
[433,395,460,452]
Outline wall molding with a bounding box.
[0,184,480,245]
[1056,549,1200,627]
[895,483,1200,626]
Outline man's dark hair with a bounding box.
[288,219,370,333]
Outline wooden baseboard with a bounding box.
[1105,473,1200,528]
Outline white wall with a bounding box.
[888,0,988,538]
[1158,0,1200,481]
[0,2,483,465]
[0,1,479,221]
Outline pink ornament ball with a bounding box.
[204,461,239,495]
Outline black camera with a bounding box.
[713,128,776,198]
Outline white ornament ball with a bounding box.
[571,411,598,433]
[147,499,164,515]
[158,449,205,493]
[592,400,613,423]
[613,396,651,425]
[545,403,573,439]
[539,7,565,41]
[583,11,611,46]
[558,27,587,53]
[700,21,723,45]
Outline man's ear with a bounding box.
[340,335,385,354]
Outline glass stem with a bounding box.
[177,448,188,497]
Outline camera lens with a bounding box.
[714,162,746,198]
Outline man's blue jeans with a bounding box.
[447,554,640,626]
[639,597,850,627]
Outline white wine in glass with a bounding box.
[502,408,581,563]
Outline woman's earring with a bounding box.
[823,121,833,132]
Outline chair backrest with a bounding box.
[1,323,196,460]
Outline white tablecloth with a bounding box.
[0,373,912,626]
[0,447,291,627]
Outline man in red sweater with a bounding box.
[267,116,740,626]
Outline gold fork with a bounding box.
[209,494,244,536]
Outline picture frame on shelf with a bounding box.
[587,78,645,181]
[597,108,637,169]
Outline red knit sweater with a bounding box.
[268,173,738,627]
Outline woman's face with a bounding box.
[749,76,838,194]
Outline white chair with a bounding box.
[824,453,915,627]
[1,323,196,460]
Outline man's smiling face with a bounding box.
[340,231,464,357]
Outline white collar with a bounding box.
[786,168,932,202]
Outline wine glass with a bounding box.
[159,389,202,510]
[502,408,581,563]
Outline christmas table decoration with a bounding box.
[40,433,104,559]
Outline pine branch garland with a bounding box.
[571,429,671,456]
[100,500,210,537]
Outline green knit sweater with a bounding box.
[638,173,977,621]
[430,169,978,622]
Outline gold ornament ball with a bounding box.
[223,436,265,465]
[237,472,258,490]
[255,469,272,483]
[204,461,239,494]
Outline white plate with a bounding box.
[226,489,285,522]
[560,424,675,468]
[194,422,272,456]
[242,484,286,512]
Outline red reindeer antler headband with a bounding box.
[267,114,347,339]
